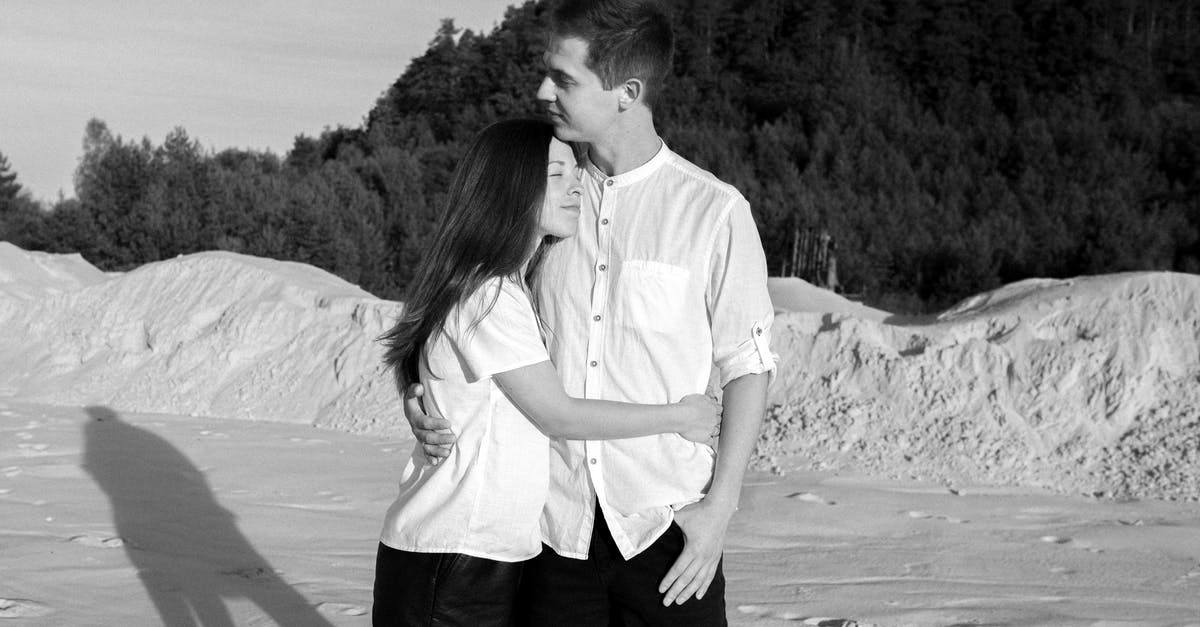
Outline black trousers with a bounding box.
[515,509,727,626]
[372,544,523,626]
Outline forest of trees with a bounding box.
[2,0,1197,313]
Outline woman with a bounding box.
[372,119,720,626]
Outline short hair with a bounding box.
[550,0,674,108]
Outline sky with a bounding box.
[0,0,515,203]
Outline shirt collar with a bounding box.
[582,138,671,188]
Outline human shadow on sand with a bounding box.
[82,406,333,627]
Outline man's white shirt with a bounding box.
[536,140,776,560]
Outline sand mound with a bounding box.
[767,277,889,321]
[0,241,108,302]
[760,273,1200,499]
[0,246,402,433]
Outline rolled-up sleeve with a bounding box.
[706,196,777,388]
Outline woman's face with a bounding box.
[537,138,583,239]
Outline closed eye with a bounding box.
[548,70,573,88]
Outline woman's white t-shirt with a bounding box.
[379,276,551,562]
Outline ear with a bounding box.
[617,78,645,111]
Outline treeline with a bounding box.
[2,0,1197,312]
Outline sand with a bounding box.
[761,274,1200,501]
[3,243,1199,625]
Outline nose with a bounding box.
[567,167,583,195]
[536,76,555,103]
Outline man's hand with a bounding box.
[658,499,735,606]
[402,383,455,463]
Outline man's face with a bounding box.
[537,36,620,144]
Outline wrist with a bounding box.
[670,402,689,432]
[701,491,740,514]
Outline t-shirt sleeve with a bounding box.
[448,278,551,383]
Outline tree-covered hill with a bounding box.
[2,0,1197,312]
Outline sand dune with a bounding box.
[763,273,1200,500]
[0,245,402,433]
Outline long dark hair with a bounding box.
[380,119,556,386]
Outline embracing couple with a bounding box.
[372,0,774,624]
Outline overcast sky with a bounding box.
[1,0,514,202]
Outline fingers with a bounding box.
[421,442,451,462]
[662,562,701,605]
[662,554,717,606]
[415,429,455,446]
[677,562,716,603]
[402,390,426,421]
[404,383,425,400]
[402,383,455,464]
[660,554,718,605]
[658,553,691,602]
[696,569,715,600]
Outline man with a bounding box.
[404,0,774,623]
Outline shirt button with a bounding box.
[593,315,601,321]
[605,180,613,187]
[598,264,607,272]
[601,218,609,225]
[590,360,598,367]
[590,458,598,464]
[756,328,763,336]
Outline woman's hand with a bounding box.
[403,383,456,463]
[675,393,722,444]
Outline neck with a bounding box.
[519,235,548,286]
[586,111,661,177]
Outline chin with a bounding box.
[552,125,584,142]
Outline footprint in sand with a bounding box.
[273,501,355,512]
[1040,535,1102,553]
[68,533,125,548]
[288,437,331,445]
[904,510,968,524]
[317,602,369,617]
[903,562,932,577]
[219,566,275,580]
[737,605,859,625]
[787,492,836,505]
[0,598,55,618]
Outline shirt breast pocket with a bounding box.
[615,260,691,333]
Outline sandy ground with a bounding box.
[4,399,1200,626]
